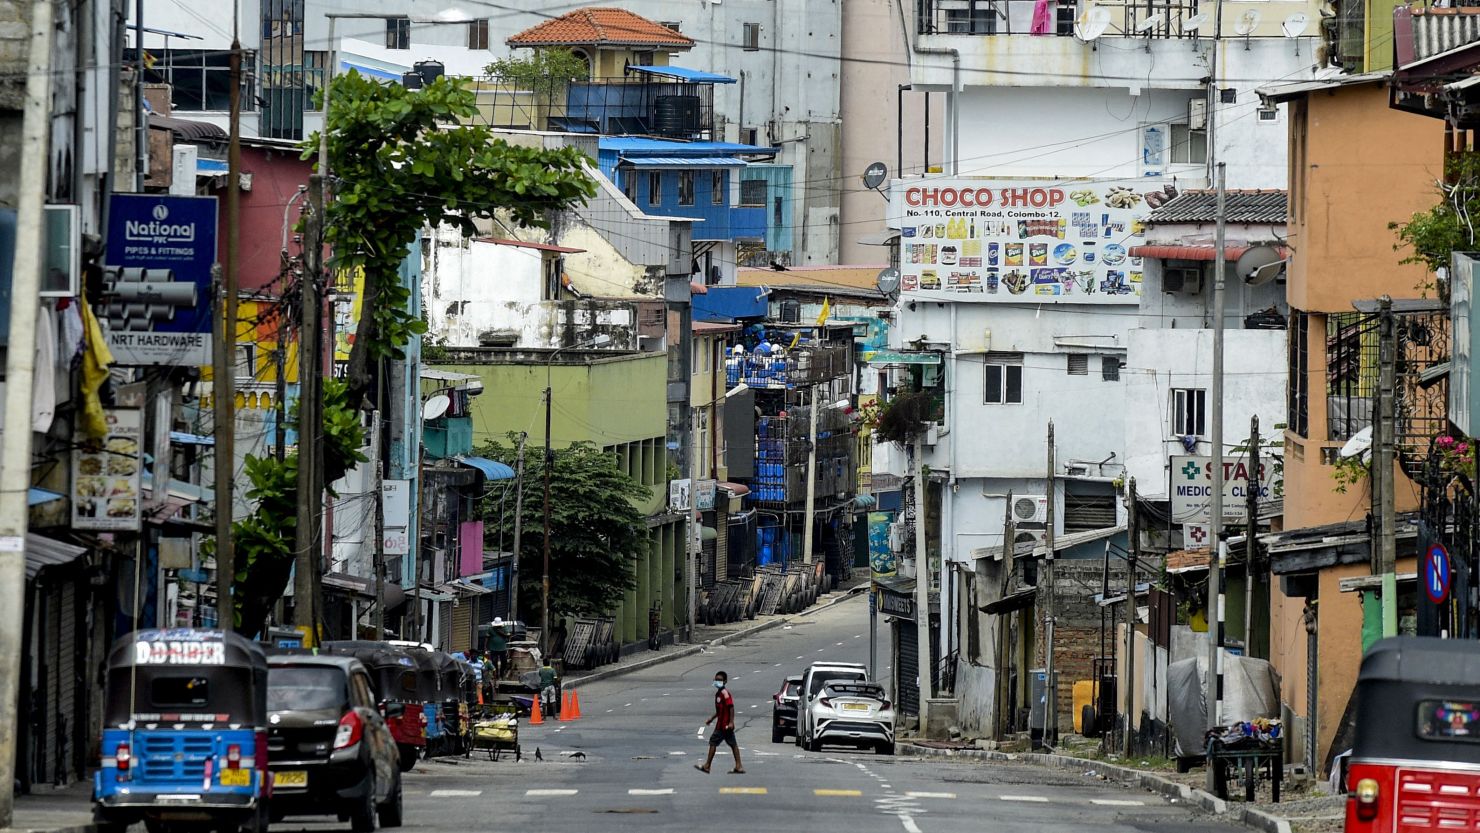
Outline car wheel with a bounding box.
[378,770,404,829]
[350,775,378,833]
[772,724,785,743]
[397,745,418,773]
[877,742,895,756]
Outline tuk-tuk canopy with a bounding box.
[1354,637,1480,761]
[407,649,441,702]
[103,629,268,726]
[323,640,419,702]
[435,652,465,700]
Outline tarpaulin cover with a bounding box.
[1166,653,1281,758]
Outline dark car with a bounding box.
[771,675,803,742]
[266,655,403,832]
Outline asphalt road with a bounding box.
[279,595,1244,833]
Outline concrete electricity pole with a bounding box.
[1124,477,1138,757]
[1245,415,1260,651]
[801,384,821,565]
[913,435,933,731]
[1207,162,1228,735]
[294,177,324,638]
[0,0,54,823]
[214,22,243,631]
[1375,296,1398,637]
[1044,421,1058,746]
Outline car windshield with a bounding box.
[150,675,210,708]
[809,670,865,696]
[783,681,800,697]
[269,666,348,712]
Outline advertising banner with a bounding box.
[1170,455,1279,523]
[887,178,1165,304]
[382,479,410,555]
[103,194,219,365]
[72,408,142,531]
[868,511,896,578]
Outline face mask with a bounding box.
[714,680,725,689]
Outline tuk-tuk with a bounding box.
[94,629,270,833]
[432,652,467,757]
[397,648,443,756]
[323,641,423,772]
[1345,636,1480,832]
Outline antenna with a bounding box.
[1136,11,1165,31]
[1075,7,1111,44]
[1283,11,1309,54]
[1235,9,1260,48]
[1184,12,1209,30]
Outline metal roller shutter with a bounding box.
[895,624,919,717]
[451,599,472,653]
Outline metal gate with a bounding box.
[896,623,919,717]
[450,599,473,654]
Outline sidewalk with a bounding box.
[6,779,97,833]
[564,581,867,688]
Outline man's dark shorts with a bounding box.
[710,726,738,748]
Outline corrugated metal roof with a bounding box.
[1402,7,1480,65]
[598,137,778,155]
[149,114,226,144]
[1127,244,1254,261]
[1147,190,1288,224]
[623,156,749,169]
[475,237,585,253]
[627,65,736,84]
[507,8,695,48]
[26,534,87,581]
[1258,72,1391,103]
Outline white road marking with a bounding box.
[796,656,804,660]
[525,789,578,797]
[854,634,863,638]
[816,649,825,653]
[1091,799,1146,806]
[774,663,782,667]
[749,704,758,709]
[430,789,481,797]
[753,669,763,673]
[669,751,687,756]
[999,795,1049,803]
[625,703,633,707]
[900,815,923,833]
[606,709,614,713]
[662,693,671,696]
[837,642,844,646]
[629,788,674,796]
[881,784,892,789]
[906,792,956,799]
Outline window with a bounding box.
[774,196,784,228]
[945,6,996,33]
[984,353,1023,404]
[145,49,258,112]
[1288,311,1309,437]
[267,666,348,711]
[1169,123,1208,165]
[1066,354,1088,376]
[302,50,327,111]
[1102,356,1121,381]
[468,19,489,50]
[743,22,761,51]
[739,179,767,207]
[1172,388,1207,437]
[234,344,256,380]
[150,675,210,708]
[712,170,725,205]
[621,169,636,201]
[648,172,662,207]
[1418,700,1480,742]
[741,127,759,146]
[1257,105,1279,123]
[660,20,682,32]
[678,171,695,206]
[385,17,410,50]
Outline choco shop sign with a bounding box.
[903,185,1064,209]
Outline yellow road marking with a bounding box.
[814,789,863,797]
[719,787,769,795]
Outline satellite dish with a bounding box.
[1136,11,1166,31]
[876,267,901,295]
[1075,7,1111,41]
[1340,426,1373,460]
[1236,245,1285,285]
[862,162,889,191]
[1282,12,1309,37]
[1184,12,1209,30]
[424,394,451,421]
[1235,9,1261,35]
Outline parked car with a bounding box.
[771,675,804,742]
[801,681,895,755]
[796,662,868,748]
[266,655,403,832]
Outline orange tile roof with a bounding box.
[507,8,695,49]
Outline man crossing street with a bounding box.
[695,670,744,774]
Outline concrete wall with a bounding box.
[423,226,549,349]
[210,145,312,292]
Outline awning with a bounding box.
[28,487,64,507]
[421,369,481,382]
[717,481,750,497]
[439,580,493,596]
[1094,582,1152,606]
[627,65,737,84]
[1031,524,1125,558]
[475,237,585,254]
[26,533,87,581]
[1128,244,1257,262]
[981,587,1037,615]
[1166,549,1211,574]
[196,157,228,177]
[622,157,750,169]
[453,456,517,481]
[323,572,375,597]
[864,349,941,366]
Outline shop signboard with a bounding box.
[103,194,218,365]
[886,178,1167,303]
[72,407,143,531]
[868,511,896,577]
[1170,455,1279,523]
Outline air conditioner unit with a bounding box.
[1189,98,1208,130]
[1014,529,1047,546]
[1011,494,1049,524]
[924,422,940,446]
[1163,266,1203,294]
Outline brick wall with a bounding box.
[1043,559,1132,726]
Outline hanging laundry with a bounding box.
[1031,0,1054,34]
[78,293,115,439]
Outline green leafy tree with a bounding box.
[229,72,596,638]
[1390,152,1480,295]
[477,438,650,622]
[485,48,589,97]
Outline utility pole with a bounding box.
[134,0,145,189]
[688,407,700,640]
[1376,296,1398,638]
[542,385,553,657]
[510,431,527,623]
[372,408,385,637]
[913,436,933,731]
[998,492,1015,740]
[802,384,821,565]
[1044,421,1058,747]
[1207,162,1228,735]
[294,177,324,638]
[214,23,242,632]
[0,0,54,823]
[1245,415,1259,651]
[1124,477,1138,757]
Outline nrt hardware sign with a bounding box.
[104,194,218,366]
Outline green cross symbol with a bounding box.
[1181,461,1201,479]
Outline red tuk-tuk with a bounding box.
[325,641,424,772]
[1345,637,1480,832]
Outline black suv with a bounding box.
[266,655,403,832]
[771,675,803,742]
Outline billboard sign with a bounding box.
[887,178,1159,303]
[103,194,219,365]
[1170,455,1279,523]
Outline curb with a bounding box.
[565,587,865,688]
[2,824,100,833]
[899,742,1286,832]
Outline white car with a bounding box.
[800,680,895,754]
[796,662,868,750]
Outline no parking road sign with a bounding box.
[1424,543,1451,605]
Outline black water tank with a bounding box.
[400,71,423,90]
[654,95,701,134]
[414,60,445,84]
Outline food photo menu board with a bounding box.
[887,178,1174,304]
[72,408,142,531]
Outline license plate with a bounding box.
[843,703,870,712]
[274,770,308,788]
[219,769,250,787]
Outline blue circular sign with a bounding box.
[1425,543,1451,604]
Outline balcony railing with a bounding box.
[472,76,716,140]
[918,0,1204,39]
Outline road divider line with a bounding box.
[905,792,956,799]
[815,789,863,797]
[719,787,768,795]
[429,789,482,797]
[525,789,578,797]
[629,788,674,796]
[1090,799,1146,806]
[999,795,1049,803]
[900,814,923,833]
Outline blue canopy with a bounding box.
[624,156,749,169]
[454,456,516,481]
[628,65,736,84]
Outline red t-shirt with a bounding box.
[714,687,735,728]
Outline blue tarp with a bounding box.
[627,65,737,84]
[28,487,64,507]
[454,456,516,481]
[693,285,767,322]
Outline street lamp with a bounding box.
[541,333,612,659]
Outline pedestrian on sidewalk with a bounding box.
[695,671,744,774]
[538,657,559,717]
[488,618,510,678]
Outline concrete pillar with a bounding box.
[662,523,677,633]
[635,537,651,644]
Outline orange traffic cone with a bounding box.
[530,694,544,725]
[559,690,573,721]
[570,689,582,719]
